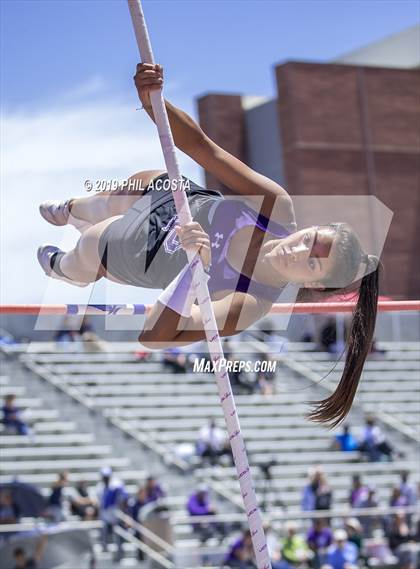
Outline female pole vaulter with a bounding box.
[37,62,380,426]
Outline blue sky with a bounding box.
[1,0,419,306]
[2,0,419,111]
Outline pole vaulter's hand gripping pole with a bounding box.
[126,1,272,566]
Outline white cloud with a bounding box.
[60,76,109,103]
[1,92,201,305]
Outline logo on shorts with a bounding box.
[162,215,181,254]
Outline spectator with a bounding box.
[264,522,281,564]
[358,484,378,509]
[196,418,232,466]
[307,518,333,568]
[222,339,233,361]
[79,317,94,337]
[302,468,332,511]
[162,347,188,373]
[96,467,128,557]
[325,529,358,569]
[344,518,363,551]
[364,528,398,567]
[256,354,277,396]
[134,349,151,361]
[358,485,380,536]
[130,486,148,522]
[256,323,288,355]
[387,512,418,569]
[359,416,395,462]
[0,490,20,524]
[0,330,15,346]
[2,394,30,436]
[45,471,69,522]
[390,486,408,508]
[332,425,358,452]
[70,480,98,520]
[349,475,368,508]
[54,317,77,343]
[223,529,257,568]
[233,363,260,395]
[282,521,311,566]
[263,523,294,569]
[79,317,104,352]
[222,341,241,394]
[399,471,417,530]
[186,485,224,543]
[319,318,338,353]
[399,471,417,507]
[300,330,314,343]
[223,346,259,395]
[144,475,165,504]
[13,535,48,569]
[127,487,149,563]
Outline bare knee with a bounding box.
[65,222,111,280]
[77,227,102,262]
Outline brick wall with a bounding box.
[196,94,246,193]
[275,62,420,298]
[196,64,420,299]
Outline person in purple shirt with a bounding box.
[358,485,380,537]
[349,474,369,508]
[144,476,165,504]
[224,530,257,568]
[307,518,333,568]
[187,485,224,543]
[399,471,417,507]
[187,486,214,517]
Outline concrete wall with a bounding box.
[244,99,285,185]
[335,25,420,69]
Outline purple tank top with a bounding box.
[203,198,296,303]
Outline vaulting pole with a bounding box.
[126,1,271,566]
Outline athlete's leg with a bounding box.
[69,170,166,225]
[57,217,123,283]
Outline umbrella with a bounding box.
[0,482,47,518]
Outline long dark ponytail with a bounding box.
[307,247,381,427]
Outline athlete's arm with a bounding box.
[133,64,294,221]
[139,292,271,349]
[190,137,294,221]
[134,63,205,155]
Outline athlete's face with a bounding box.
[265,226,336,288]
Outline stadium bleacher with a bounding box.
[0,340,419,568]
